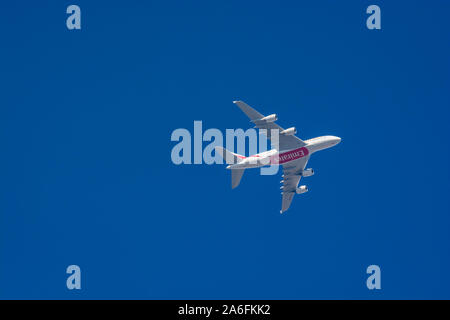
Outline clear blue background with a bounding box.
[1,1,449,299]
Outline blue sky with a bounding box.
[1,1,450,299]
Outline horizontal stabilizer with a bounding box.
[215,146,243,165]
[231,169,245,189]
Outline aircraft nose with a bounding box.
[334,136,341,145]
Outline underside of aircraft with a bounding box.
[216,101,341,214]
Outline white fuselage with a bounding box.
[227,135,341,169]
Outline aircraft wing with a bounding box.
[280,156,310,213]
[233,101,306,151]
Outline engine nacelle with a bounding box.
[280,127,297,136]
[259,114,277,122]
[296,185,308,194]
[301,168,314,177]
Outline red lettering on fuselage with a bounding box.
[275,147,309,164]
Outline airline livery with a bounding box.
[216,101,341,214]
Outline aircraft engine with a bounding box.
[301,168,314,177]
[280,127,297,135]
[260,114,277,122]
[296,185,308,194]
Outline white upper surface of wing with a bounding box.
[233,101,306,150]
[280,156,309,213]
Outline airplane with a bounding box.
[215,100,341,214]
